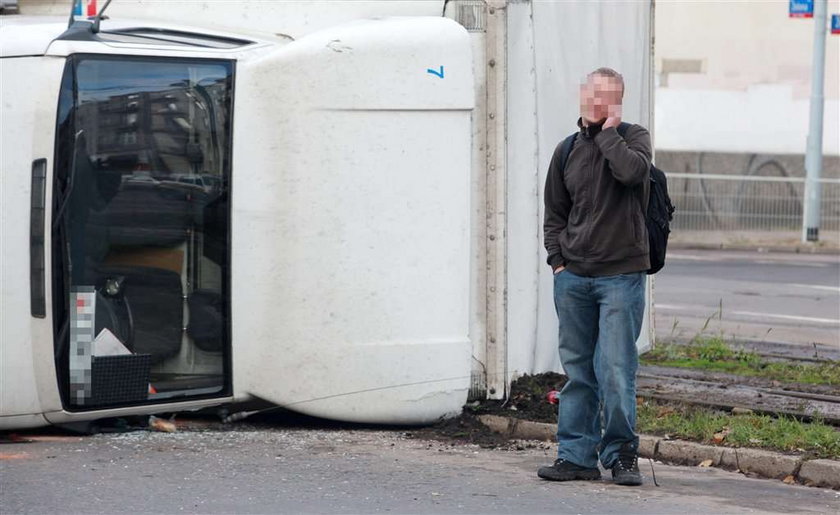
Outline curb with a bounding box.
[477,414,840,490]
[669,242,839,255]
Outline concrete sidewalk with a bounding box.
[669,231,839,254]
[478,415,840,490]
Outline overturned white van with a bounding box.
[1,13,474,429]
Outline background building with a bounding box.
[655,0,839,157]
[654,0,840,246]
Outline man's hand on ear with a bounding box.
[603,116,622,130]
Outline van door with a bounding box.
[52,55,234,409]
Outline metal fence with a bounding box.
[667,173,840,234]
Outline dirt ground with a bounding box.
[409,373,565,448]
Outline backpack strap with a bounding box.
[557,133,577,172]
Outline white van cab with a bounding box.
[0,10,474,429]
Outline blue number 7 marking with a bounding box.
[427,66,445,79]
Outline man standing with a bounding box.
[537,68,651,486]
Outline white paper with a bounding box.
[93,328,131,356]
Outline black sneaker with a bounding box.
[610,443,642,486]
[537,459,601,481]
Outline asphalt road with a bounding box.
[654,249,840,348]
[2,425,838,514]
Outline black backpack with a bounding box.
[557,122,675,274]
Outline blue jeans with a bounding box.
[553,269,645,469]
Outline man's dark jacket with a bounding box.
[543,119,653,277]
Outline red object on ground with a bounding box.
[546,390,560,405]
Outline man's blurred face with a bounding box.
[580,74,623,124]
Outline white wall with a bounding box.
[506,0,654,379]
[655,0,840,155]
[656,84,840,154]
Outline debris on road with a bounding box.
[148,416,177,433]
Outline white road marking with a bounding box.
[730,311,839,325]
[656,304,839,325]
[656,304,709,311]
[785,283,840,293]
[668,253,831,267]
[667,253,719,261]
[754,260,829,268]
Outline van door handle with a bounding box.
[31,158,47,318]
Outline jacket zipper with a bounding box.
[586,142,597,260]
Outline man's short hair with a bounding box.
[588,67,624,99]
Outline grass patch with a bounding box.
[468,373,840,457]
[637,399,840,459]
[641,336,840,386]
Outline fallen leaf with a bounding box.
[698,459,713,468]
[783,475,796,484]
[656,407,676,418]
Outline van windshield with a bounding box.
[52,55,233,409]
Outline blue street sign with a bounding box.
[790,0,814,18]
[832,14,840,34]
